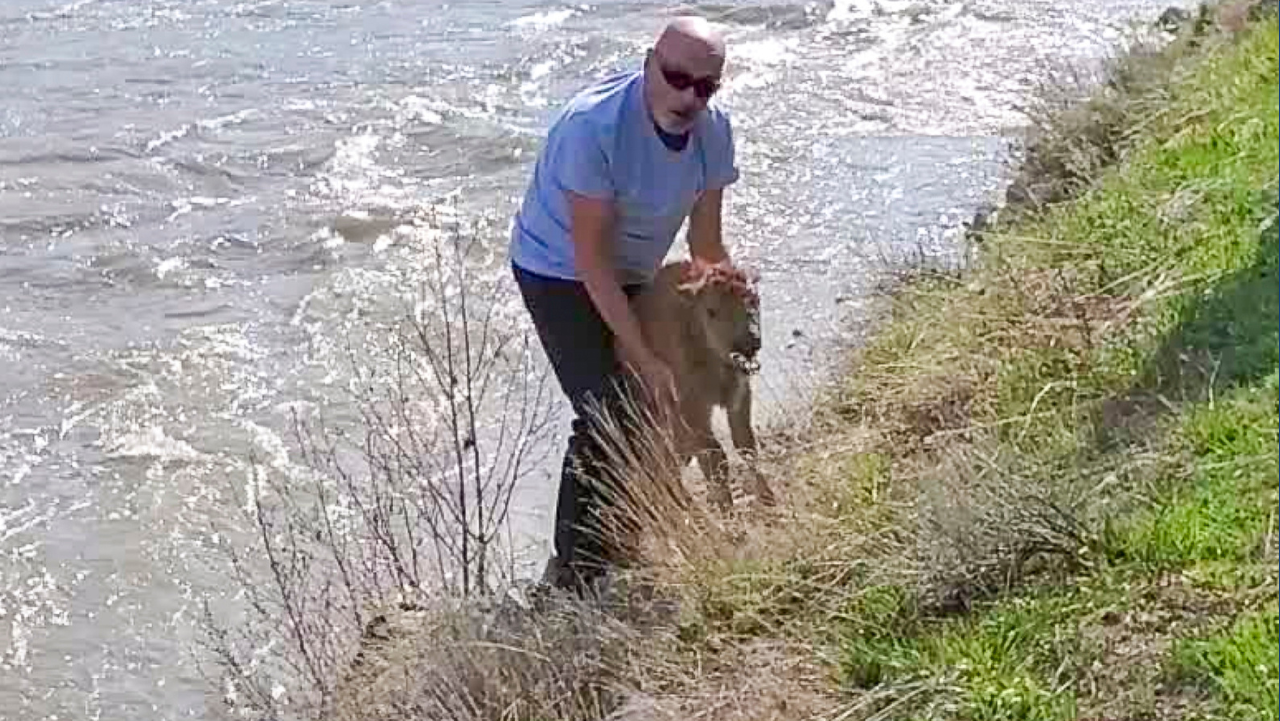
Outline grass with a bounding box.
[1115,378,1278,570]
[825,377,1277,721]
[815,8,1278,719]
[1169,603,1280,720]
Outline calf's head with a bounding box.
[677,260,762,374]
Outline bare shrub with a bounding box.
[191,207,849,721]
[194,206,560,721]
[316,369,832,721]
[1003,21,1187,215]
[910,435,1102,611]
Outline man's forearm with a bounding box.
[686,187,730,265]
[579,255,655,369]
[568,191,658,371]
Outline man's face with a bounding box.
[645,46,723,134]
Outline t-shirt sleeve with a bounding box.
[549,113,614,200]
[703,109,740,191]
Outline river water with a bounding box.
[2,0,1187,718]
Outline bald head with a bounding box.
[654,16,726,64]
[644,16,727,135]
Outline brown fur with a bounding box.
[622,258,776,511]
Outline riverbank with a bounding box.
[306,5,1277,720]
[605,4,1278,720]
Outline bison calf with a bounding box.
[621,258,777,512]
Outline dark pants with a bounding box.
[511,262,647,591]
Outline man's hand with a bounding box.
[636,355,679,419]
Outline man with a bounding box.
[508,16,741,594]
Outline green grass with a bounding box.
[818,11,1280,721]
[832,372,1278,718]
[1169,603,1280,721]
[840,584,1095,720]
[1116,376,1279,569]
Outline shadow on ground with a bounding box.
[1097,193,1278,446]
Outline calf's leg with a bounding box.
[727,380,777,506]
[685,405,733,512]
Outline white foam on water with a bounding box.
[165,196,236,222]
[826,0,878,23]
[31,0,99,21]
[179,323,267,364]
[720,35,800,95]
[283,98,320,112]
[507,7,578,30]
[100,424,204,463]
[310,133,423,213]
[0,500,52,545]
[827,0,944,24]
[145,125,192,153]
[529,60,557,81]
[1,424,51,490]
[395,95,445,126]
[197,109,259,132]
[323,134,383,183]
[237,420,291,473]
[1,563,70,673]
[154,257,188,279]
[734,36,800,66]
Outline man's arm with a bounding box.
[546,116,658,373]
[551,115,674,405]
[688,109,739,265]
[569,191,662,373]
[686,187,730,265]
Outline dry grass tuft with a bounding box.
[329,588,679,721]
[906,437,1103,612]
[322,388,864,721]
[616,639,844,721]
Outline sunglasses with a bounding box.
[655,59,720,100]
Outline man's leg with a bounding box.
[511,263,641,592]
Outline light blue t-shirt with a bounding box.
[509,70,739,285]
